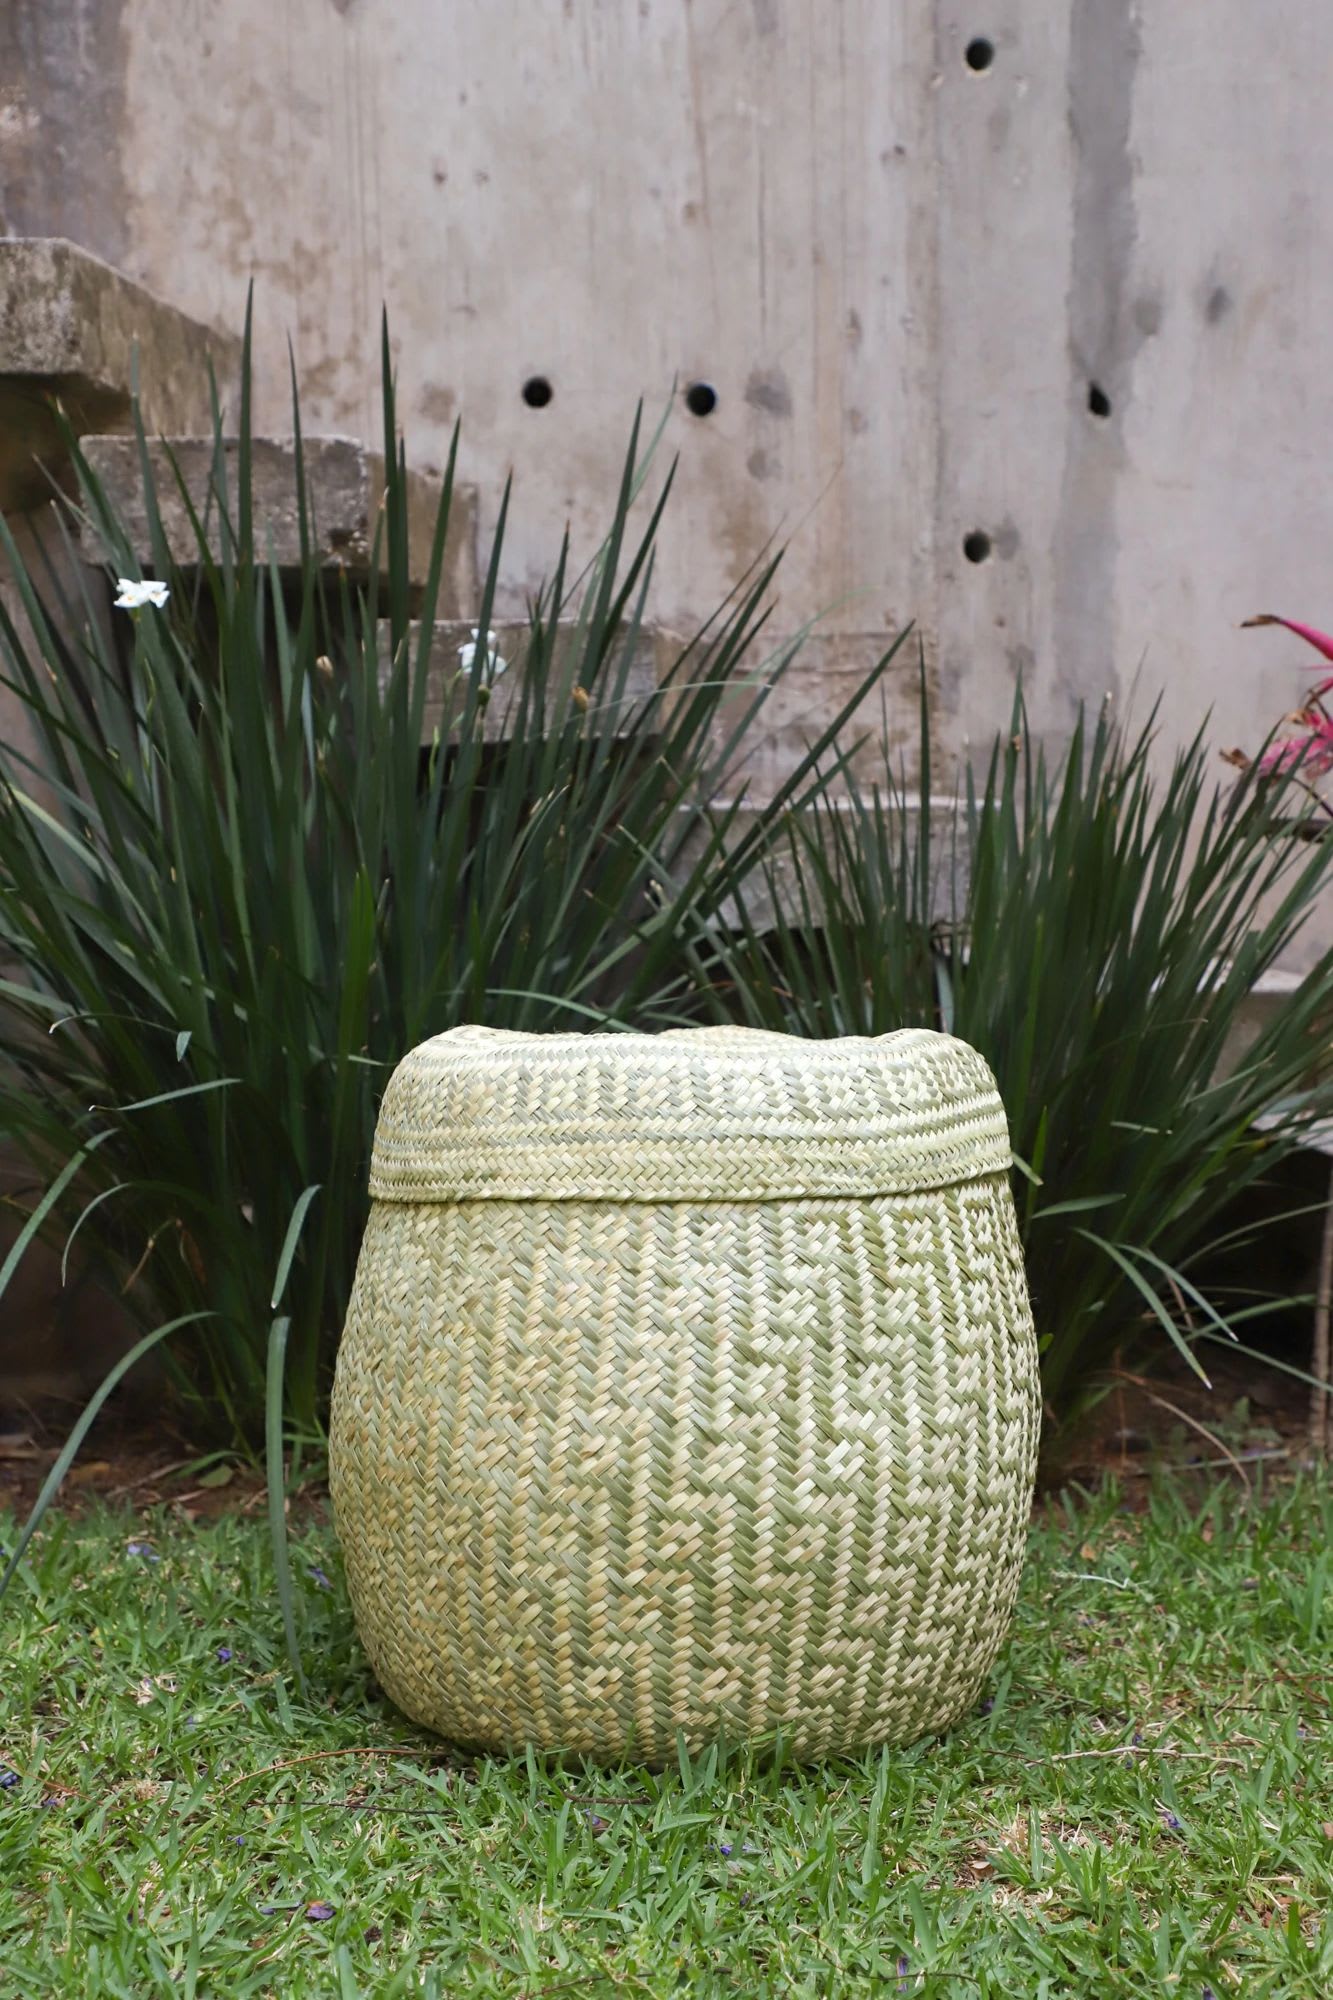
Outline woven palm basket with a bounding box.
[329,1024,1040,1762]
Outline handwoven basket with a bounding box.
[329,1025,1040,1761]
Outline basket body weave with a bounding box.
[330,1025,1040,1761]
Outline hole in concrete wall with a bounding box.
[1087,382,1112,419]
[684,381,718,417]
[522,375,554,409]
[965,37,995,71]
[963,530,992,564]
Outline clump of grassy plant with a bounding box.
[0,315,890,1450]
[713,685,1333,1425]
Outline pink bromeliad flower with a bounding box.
[1242,615,1333,776]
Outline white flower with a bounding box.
[457,626,507,678]
[113,577,170,612]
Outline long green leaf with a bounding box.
[0,1139,109,1304]
[270,1185,322,1312]
[1077,1231,1213,1388]
[265,1315,307,1694]
[0,1313,215,1607]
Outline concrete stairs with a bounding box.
[376,618,672,744]
[0,236,477,665]
[0,237,692,759]
[78,433,476,616]
[0,236,241,513]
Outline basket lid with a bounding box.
[367,1025,1012,1203]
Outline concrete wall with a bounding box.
[3,0,1333,798]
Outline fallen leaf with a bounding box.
[69,1461,112,1486]
[198,1464,236,1490]
[132,1673,178,1706]
[1080,1543,1097,1561]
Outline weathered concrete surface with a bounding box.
[0,500,117,805]
[3,4,1333,829]
[1,0,938,783]
[79,434,478,612]
[378,619,672,743]
[0,5,133,266]
[0,238,240,508]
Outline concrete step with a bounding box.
[78,434,479,616]
[0,238,240,511]
[377,619,676,742]
[675,796,969,934]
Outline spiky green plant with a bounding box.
[0,318,890,1450]
[713,684,1333,1422]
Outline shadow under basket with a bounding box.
[329,1024,1041,1763]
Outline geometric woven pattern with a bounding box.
[331,1068,1041,1761]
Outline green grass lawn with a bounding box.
[2,1473,1331,1998]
